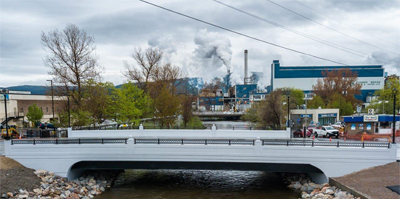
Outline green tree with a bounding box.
[308,95,325,109]
[70,109,92,127]
[368,78,400,114]
[82,80,115,126]
[328,93,354,116]
[26,104,44,126]
[242,103,259,122]
[181,95,194,127]
[114,82,151,125]
[154,85,181,128]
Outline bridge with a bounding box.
[192,111,244,121]
[3,126,397,184]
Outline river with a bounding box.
[96,120,300,199]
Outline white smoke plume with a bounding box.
[189,29,232,82]
[366,51,400,75]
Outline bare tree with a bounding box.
[123,47,163,93]
[41,24,102,106]
[258,90,284,130]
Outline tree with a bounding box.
[26,104,44,126]
[313,68,362,106]
[367,78,400,114]
[41,24,102,107]
[123,47,163,93]
[81,80,115,127]
[114,82,151,125]
[308,95,325,109]
[258,90,284,130]
[242,103,259,123]
[154,85,181,128]
[328,93,354,116]
[181,95,194,127]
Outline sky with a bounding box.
[0,0,399,87]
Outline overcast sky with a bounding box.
[1,0,399,87]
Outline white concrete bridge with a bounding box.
[4,127,397,184]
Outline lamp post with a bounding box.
[1,89,9,140]
[67,95,71,127]
[46,80,54,122]
[393,88,397,144]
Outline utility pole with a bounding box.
[2,89,9,140]
[393,88,397,144]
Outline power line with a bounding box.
[139,0,349,66]
[267,0,399,55]
[213,0,368,58]
[292,0,400,48]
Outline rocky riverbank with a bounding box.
[282,173,360,199]
[0,157,121,199]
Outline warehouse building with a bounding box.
[269,60,385,103]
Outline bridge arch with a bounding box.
[68,161,328,183]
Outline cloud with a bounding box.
[0,0,399,87]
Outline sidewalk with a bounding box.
[332,162,400,199]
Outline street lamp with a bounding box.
[392,88,397,144]
[1,89,10,140]
[47,80,55,122]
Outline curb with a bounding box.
[329,178,371,199]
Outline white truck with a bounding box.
[312,126,340,138]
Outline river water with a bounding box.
[96,121,300,199]
[96,170,300,199]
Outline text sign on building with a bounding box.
[363,115,378,122]
[368,109,374,115]
[300,114,312,118]
[318,113,337,118]
[0,94,9,100]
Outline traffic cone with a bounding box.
[329,137,332,142]
[312,135,315,140]
[19,134,22,139]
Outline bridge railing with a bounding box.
[11,138,128,145]
[261,140,391,148]
[9,138,391,149]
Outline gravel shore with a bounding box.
[333,162,400,199]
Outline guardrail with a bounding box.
[135,139,255,145]
[9,138,391,148]
[261,140,391,148]
[11,138,127,145]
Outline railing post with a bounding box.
[337,141,339,147]
[205,139,207,145]
[79,138,81,144]
[362,142,364,148]
[56,139,58,144]
[229,140,231,146]
[253,140,255,146]
[11,140,13,145]
[388,142,390,149]
[158,139,160,144]
[312,140,314,147]
[33,139,35,145]
[286,140,289,146]
[102,138,104,144]
[181,139,183,145]
[233,126,235,130]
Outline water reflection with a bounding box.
[96,170,299,199]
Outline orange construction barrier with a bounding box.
[329,137,332,142]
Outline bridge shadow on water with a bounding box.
[94,170,301,199]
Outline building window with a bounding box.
[20,108,23,113]
[46,107,49,112]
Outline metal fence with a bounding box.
[11,138,127,145]
[9,138,391,148]
[134,139,255,145]
[261,140,391,148]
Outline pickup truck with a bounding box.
[312,126,339,138]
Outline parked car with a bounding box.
[307,125,319,135]
[293,128,311,138]
[312,126,339,138]
[331,122,343,129]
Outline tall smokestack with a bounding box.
[244,50,250,85]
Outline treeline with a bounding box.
[41,24,199,128]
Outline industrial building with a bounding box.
[269,60,385,103]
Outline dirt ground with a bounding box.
[0,157,42,195]
[333,162,400,199]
